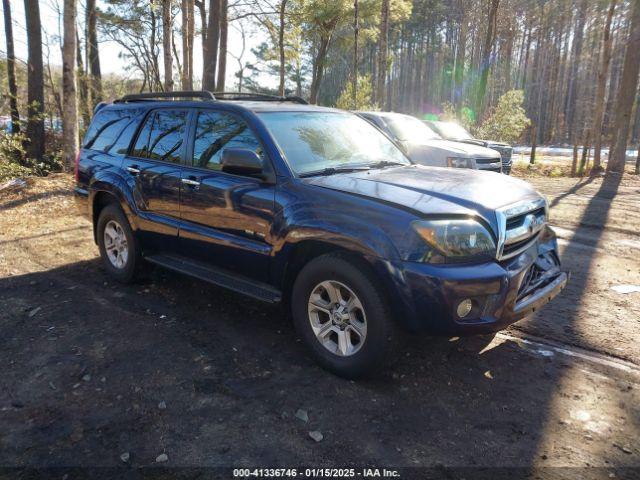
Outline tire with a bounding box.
[96,203,143,283]
[291,253,397,378]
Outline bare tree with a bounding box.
[592,0,617,171]
[203,0,220,91]
[2,0,20,132]
[163,0,174,91]
[62,0,78,168]
[76,31,90,127]
[607,0,640,174]
[86,0,102,104]
[277,0,288,96]
[476,0,499,117]
[181,0,193,89]
[375,0,389,108]
[229,22,248,93]
[24,0,45,161]
[217,0,228,91]
[352,0,358,108]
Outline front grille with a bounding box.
[506,206,545,230]
[498,200,547,260]
[503,231,540,257]
[475,157,501,165]
[491,146,513,167]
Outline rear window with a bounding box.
[82,107,145,155]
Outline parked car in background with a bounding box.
[75,91,567,378]
[426,120,513,174]
[357,111,502,173]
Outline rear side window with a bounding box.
[82,108,144,155]
[132,109,188,163]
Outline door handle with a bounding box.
[126,165,141,175]
[181,178,200,187]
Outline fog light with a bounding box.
[456,299,473,318]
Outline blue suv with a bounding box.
[74,91,567,378]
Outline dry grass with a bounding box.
[511,154,639,178]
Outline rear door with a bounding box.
[122,108,190,251]
[178,108,276,282]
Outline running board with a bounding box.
[144,253,281,303]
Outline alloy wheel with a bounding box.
[307,280,367,356]
[103,220,129,269]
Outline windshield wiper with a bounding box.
[365,160,408,169]
[298,165,371,178]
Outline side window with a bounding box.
[83,108,144,155]
[192,111,263,171]
[131,109,188,163]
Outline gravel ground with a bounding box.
[0,173,639,479]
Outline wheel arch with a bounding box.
[90,182,137,244]
[278,239,405,322]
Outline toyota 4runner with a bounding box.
[74,91,568,378]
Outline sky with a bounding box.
[1,0,271,90]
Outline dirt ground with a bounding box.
[0,172,639,479]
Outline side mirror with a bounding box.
[221,148,264,177]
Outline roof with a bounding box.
[103,91,343,114]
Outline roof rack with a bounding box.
[114,91,216,103]
[213,91,308,105]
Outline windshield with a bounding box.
[383,115,441,142]
[258,111,410,175]
[433,121,473,140]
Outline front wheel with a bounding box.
[291,254,397,378]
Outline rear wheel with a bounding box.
[96,204,143,283]
[291,254,397,378]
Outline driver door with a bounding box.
[178,109,276,283]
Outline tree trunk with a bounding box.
[76,31,90,128]
[309,32,332,104]
[181,0,191,89]
[86,0,102,104]
[476,0,499,118]
[181,0,189,89]
[162,0,173,91]
[565,0,587,143]
[352,0,359,108]
[376,0,389,108]
[530,124,537,165]
[203,0,220,91]
[187,0,194,88]
[216,0,228,91]
[607,0,640,174]
[278,0,287,96]
[24,0,45,161]
[2,0,20,133]
[62,0,78,169]
[454,6,467,110]
[592,0,617,171]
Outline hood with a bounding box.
[406,139,500,158]
[460,138,510,149]
[303,165,542,225]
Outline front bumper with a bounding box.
[385,227,567,335]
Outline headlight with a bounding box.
[409,219,497,263]
[447,157,473,168]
